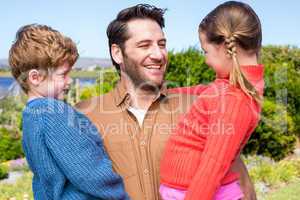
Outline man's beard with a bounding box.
[123,57,164,93]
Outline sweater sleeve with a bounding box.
[42,108,130,200]
[168,84,209,95]
[184,95,253,200]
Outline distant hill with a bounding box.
[0,57,112,70]
[73,57,112,69]
[0,59,9,69]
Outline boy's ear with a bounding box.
[111,44,124,69]
[28,69,44,86]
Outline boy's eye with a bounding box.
[58,72,68,77]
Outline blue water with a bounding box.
[0,77,14,88]
[0,77,96,94]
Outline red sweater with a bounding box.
[161,65,264,200]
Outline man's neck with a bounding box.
[128,87,159,110]
[123,79,160,110]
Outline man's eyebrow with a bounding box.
[159,38,167,43]
[136,40,152,45]
[136,38,167,45]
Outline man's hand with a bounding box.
[231,156,257,200]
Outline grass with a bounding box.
[0,171,33,200]
[0,71,12,77]
[264,179,300,200]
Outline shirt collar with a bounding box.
[113,79,168,107]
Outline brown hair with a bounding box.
[106,4,166,74]
[9,24,79,93]
[199,1,262,105]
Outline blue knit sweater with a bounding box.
[22,98,130,200]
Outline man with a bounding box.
[76,4,256,200]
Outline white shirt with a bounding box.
[127,106,147,127]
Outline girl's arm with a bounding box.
[182,94,254,200]
[168,84,209,95]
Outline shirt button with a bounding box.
[144,169,149,175]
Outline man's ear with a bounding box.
[28,69,44,86]
[111,44,124,67]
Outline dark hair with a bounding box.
[106,4,166,73]
[199,1,262,105]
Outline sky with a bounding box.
[1,0,300,59]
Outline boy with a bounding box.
[9,24,129,200]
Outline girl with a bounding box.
[160,1,264,200]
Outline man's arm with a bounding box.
[231,156,257,200]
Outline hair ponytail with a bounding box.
[226,35,262,105]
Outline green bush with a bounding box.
[0,128,24,162]
[250,161,280,186]
[244,99,296,160]
[261,46,300,135]
[79,69,119,101]
[79,86,98,100]
[0,163,9,180]
[166,47,214,88]
[0,96,24,129]
[246,156,300,187]
[276,161,298,182]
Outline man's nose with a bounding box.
[149,45,164,61]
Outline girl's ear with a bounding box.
[111,44,124,70]
[28,69,44,86]
[218,42,230,58]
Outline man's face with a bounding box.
[120,19,168,90]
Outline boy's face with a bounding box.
[38,62,72,100]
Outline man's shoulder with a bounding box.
[75,96,100,112]
[75,92,114,114]
[163,92,198,113]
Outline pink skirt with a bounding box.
[159,180,244,200]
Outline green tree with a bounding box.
[243,99,296,160]
[261,46,300,136]
[0,127,24,162]
[166,47,214,87]
[79,69,119,101]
